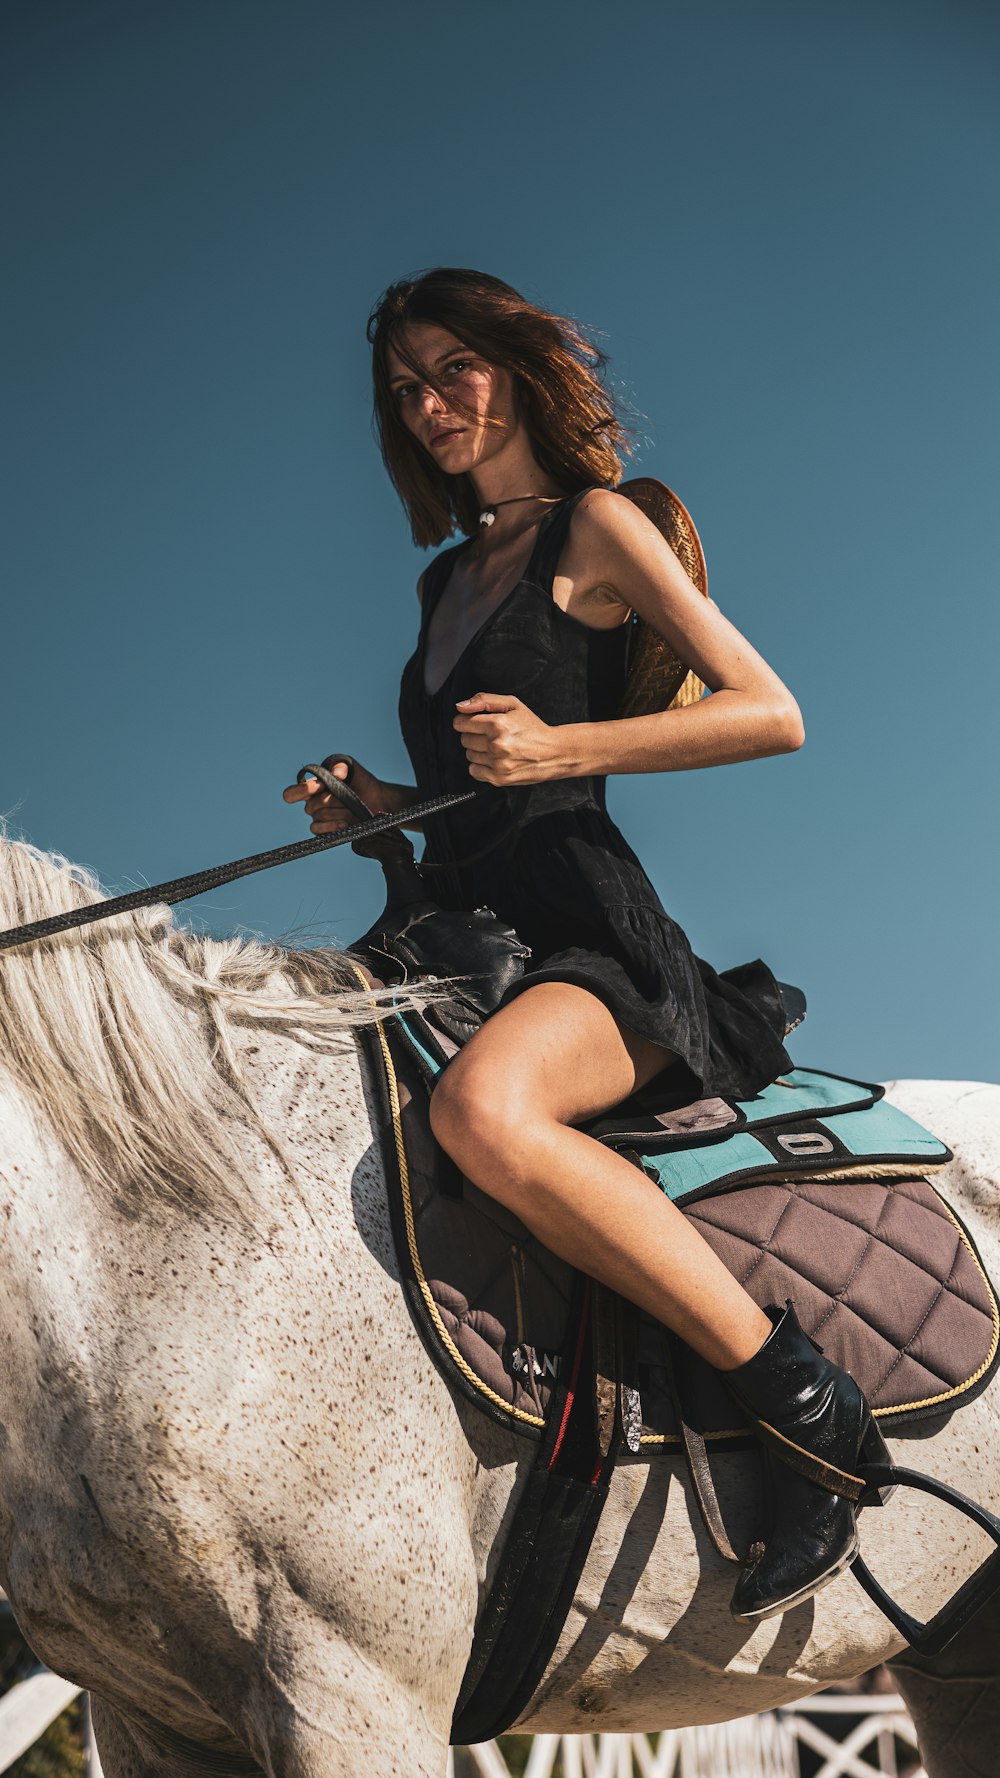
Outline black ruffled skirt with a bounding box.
[430,806,793,1102]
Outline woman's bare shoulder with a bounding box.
[565,483,672,572]
[573,485,659,541]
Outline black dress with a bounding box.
[398,487,793,1101]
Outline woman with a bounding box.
[285,267,885,1623]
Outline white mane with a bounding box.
[0,833,403,1223]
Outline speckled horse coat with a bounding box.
[0,965,998,1778]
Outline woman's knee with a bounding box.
[429,1057,537,1173]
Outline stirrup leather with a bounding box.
[751,1415,873,1503]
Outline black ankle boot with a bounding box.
[722,1302,889,1622]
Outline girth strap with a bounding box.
[450,1276,625,1746]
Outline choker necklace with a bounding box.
[478,492,562,528]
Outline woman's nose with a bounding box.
[417,382,447,415]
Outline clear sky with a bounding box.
[3,0,997,1085]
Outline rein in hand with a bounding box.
[0,790,476,955]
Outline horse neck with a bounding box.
[0,1021,404,1425]
[0,1011,525,1635]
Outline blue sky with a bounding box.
[3,0,997,1084]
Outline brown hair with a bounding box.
[367,267,634,547]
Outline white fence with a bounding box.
[0,1672,83,1774]
[0,1673,922,1778]
[449,1699,924,1778]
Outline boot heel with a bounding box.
[858,1414,896,1506]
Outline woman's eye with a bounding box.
[393,360,472,402]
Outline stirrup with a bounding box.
[851,1463,1000,1656]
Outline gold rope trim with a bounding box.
[639,1428,744,1449]
[872,1178,1000,1416]
[347,964,545,1430]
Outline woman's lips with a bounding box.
[429,429,464,448]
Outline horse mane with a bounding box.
[0,832,402,1225]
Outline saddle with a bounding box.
[301,756,1000,1737]
[370,1007,997,1447]
[344,965,1000,1733]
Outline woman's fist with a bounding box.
[452,693,564,785]
[282,757,388,834]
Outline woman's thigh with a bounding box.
[433,980,674,1128]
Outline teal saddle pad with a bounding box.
[605,1067,953,1204]
[393,1010,952,1206]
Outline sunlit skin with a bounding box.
[284,319,808,1368]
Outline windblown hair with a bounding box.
[368,267,635,547]
[0,834,403,1226]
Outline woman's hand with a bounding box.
[453,693,573,785]
[282,758,391,834]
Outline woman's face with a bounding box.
[386,321,519,476]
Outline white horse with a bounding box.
[0,835,996,1778]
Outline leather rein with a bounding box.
[0,773,478,955]
[301,755,525,876]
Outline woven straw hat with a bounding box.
[615,478,709,719]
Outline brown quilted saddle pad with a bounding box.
[363,1014,999,1451]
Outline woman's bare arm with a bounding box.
[452,490,804,786]
[553,488,804,777]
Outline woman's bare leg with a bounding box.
[429,980,772,1370]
